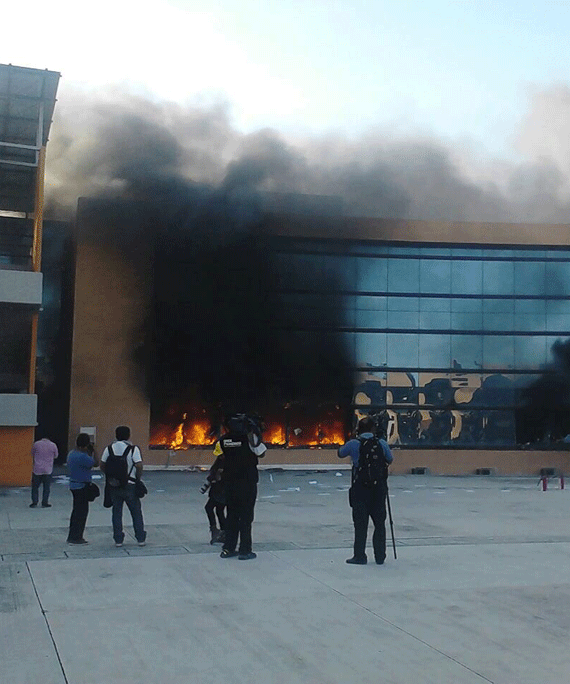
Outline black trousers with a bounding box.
[349,481,387,562]
[224,480,257,554]
[31,473,51,505]
[68,487,90,541]
[205,498,226,529]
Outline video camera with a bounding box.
[226,413,265,439]
[359,411,389,439]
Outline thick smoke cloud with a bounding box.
[45,85,570,438]
[45,84,570,222]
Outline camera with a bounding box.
[226,413,265,439]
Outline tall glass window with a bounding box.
[268,238,570,448]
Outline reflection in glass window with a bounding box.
[388,310,419,328]
[387,259,420,293]
[387,333,419,367]
[483,261,514,295]
[419,247,452,257]
[420,312,451,330]
[452,260,483,295]
[420,297,451,312]
[356,257,387,291]
[420,259,451,294]
[483,299,514,314]
[452,248,483,257]
[355,295,387,311]
[545,262,570,296]
[483,313,514,331]
[515,299,546,315]
[546,337,564,363]
[546,300,570,315]
[355,333,387,367]
[515,314,546,332]
[419,334,451,367]
[546,313,570,333]
[355,309,387,329]
[514,337,547,369]
[451,298,483,313]
[387,297,419,312]
[321,255,357,291]
[514,262,545,295]
[451,335,483,369]
[451,312,483,331]
[483,336,515,368]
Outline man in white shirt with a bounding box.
[100,425,146,547]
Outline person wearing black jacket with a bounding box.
[338,416,394,565]
[215,415,266,561]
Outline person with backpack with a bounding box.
[100,426,147,547]
[338,416,393,565]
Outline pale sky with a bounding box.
[3,0,570,157]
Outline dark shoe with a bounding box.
[42,503,52,508]
[29,503,37,508]
[375,559,385,565]
[67,539,88,545]
[220,549,239,558]
[346,556,367,565]
[238,552,257,561]
[209,526,220,545]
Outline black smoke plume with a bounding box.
[518,339,570,444]
[44,85,570,439]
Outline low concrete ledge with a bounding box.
[143,447,570,477]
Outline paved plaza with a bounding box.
[2,468,570,683]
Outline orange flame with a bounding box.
[150,411,346,448]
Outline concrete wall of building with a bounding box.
[68,204,152,459]
[0,426,34,485]
[266,214,570,246]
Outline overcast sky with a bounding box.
[4,0,570,159]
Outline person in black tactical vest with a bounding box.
[215,414,266,560]
[338,416,393,565]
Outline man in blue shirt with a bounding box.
[67,433,99,544]
[338,416,393,565]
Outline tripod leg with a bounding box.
[386,485,397,560]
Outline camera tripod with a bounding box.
[386,481,397,560]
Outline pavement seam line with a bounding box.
[26,562,70,684]
[268,551,495,684]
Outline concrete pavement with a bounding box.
[2,470,570,683]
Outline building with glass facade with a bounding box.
[271,236,570,449]
[68,203,570,475]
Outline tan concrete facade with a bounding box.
[69,210,570,474]
[69,204,152,459]
[265,214,570,246]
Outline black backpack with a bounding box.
[105,443,134,487]
[353,437,388,487]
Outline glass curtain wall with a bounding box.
[273,239,570,448]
